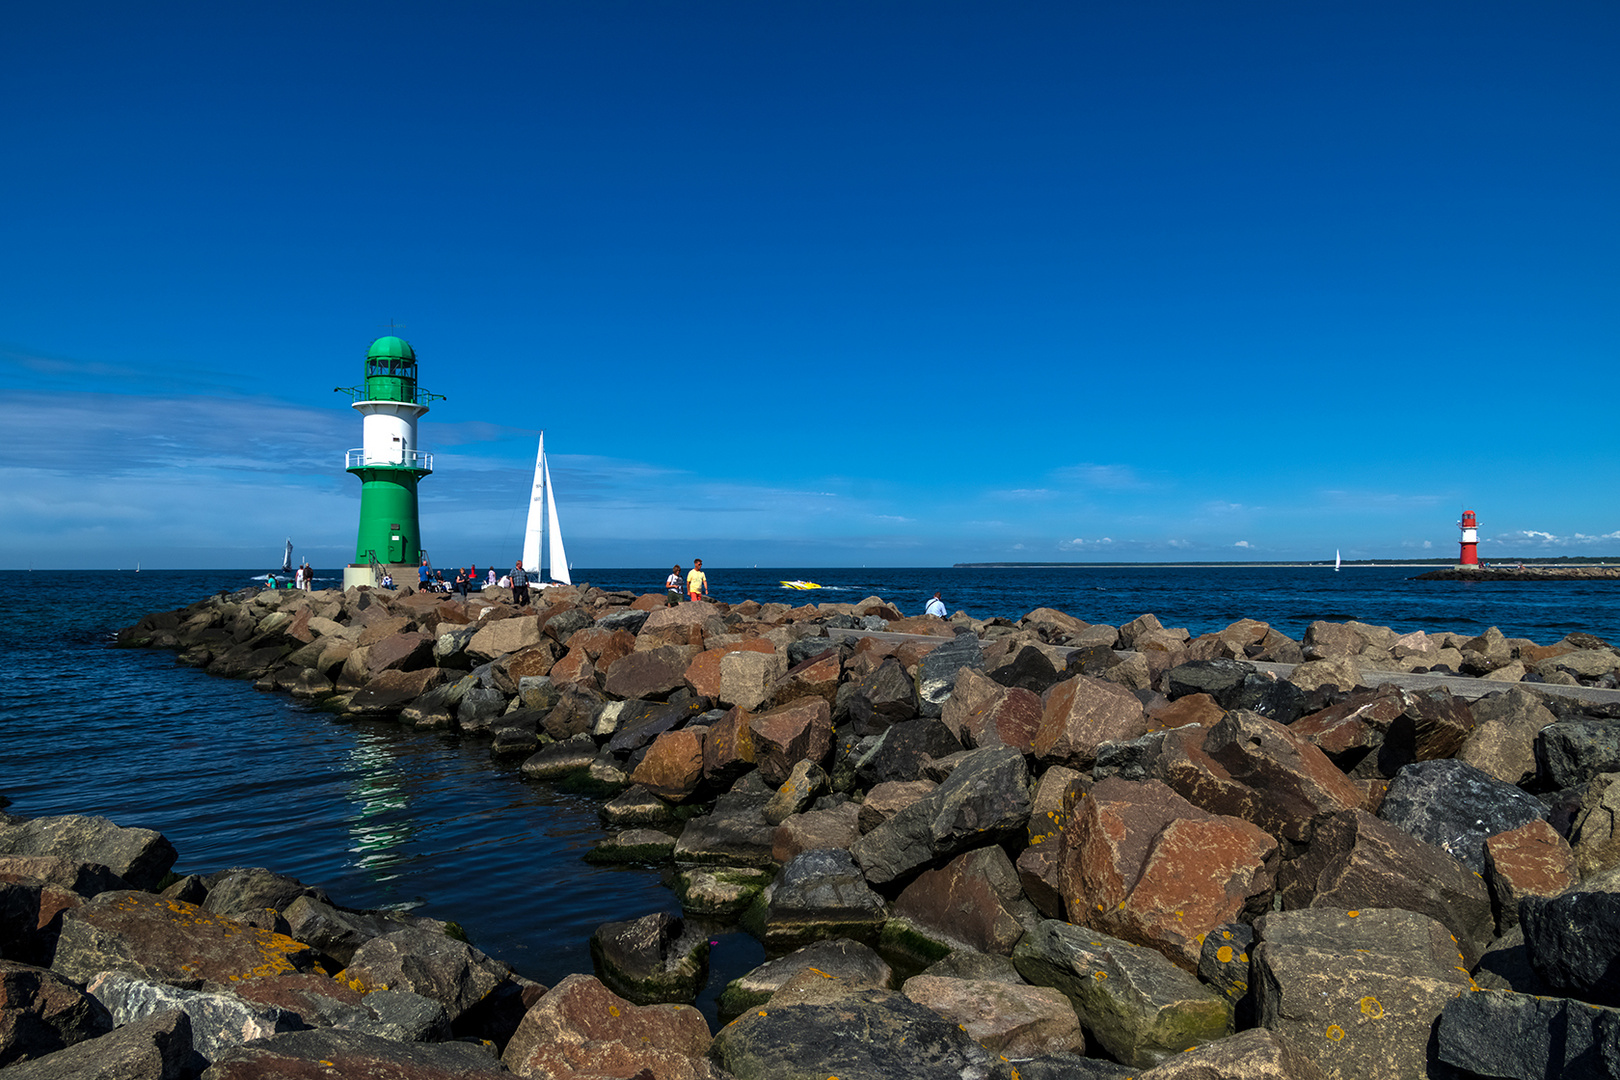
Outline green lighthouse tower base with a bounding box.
[336,335,443,589]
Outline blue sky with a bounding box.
[2,2,1616,569]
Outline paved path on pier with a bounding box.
[823,626,1620,708]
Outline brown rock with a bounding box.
[770,650,841,708]
[1569,772,1620,878]
[565,626,637,666]
[604,646,691,701]
[1147,693,1225,731]
[941,667,1007,744]
[749,698,832,786]
[631,729,706,802]
[1168,710,1365,848]
[1302,621,1369,659]
[1291,685,1406,769]
[902,974,1084,1059]
[504,641,559,681]
[1459,686,1558,786]
[721,650,789,711]
[51,891,321,985]
[772,803,861,864]
[1373,688,1476,776]
[466,617,543,663]
[700,706,756,785]
[1061,777,1278,971]
[959,686,1044,752]
[893,846,1038,956]
[1135,1027,1328,1080]
[501,972,715,1080]
[547,647,600,691]
[1287,656,1363,694]
[355,615,415,647]
[858,780,936,834]
[1034,674,1150,768]
[1484,819,1578,930]
[345,666,447,716]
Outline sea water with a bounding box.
[2,564,1616,1022]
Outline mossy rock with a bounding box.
[584,828,679,866]
[674,866,774,915]
[878,917,953,970]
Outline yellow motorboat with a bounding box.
[780,580,822,590]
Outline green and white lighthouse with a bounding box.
[335,335,443,588]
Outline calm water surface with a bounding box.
[3,564,1616,1022]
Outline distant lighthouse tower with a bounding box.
[335,335,443,589]
[1458,510,1480,568]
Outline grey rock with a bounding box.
[851,744,1031,888]
[1539,718,1620,788]
[718,938,892,1018]
[342,928,513,1023]
[456,686,508,727]
[1437,989,1620,1080]
[596,609,649,634]
[87,971,303,1064]
[674,778,777,869]
[0,960,113,1067]
[1377,759,1550,874]
[1165,659,1253,708]
[1012,919,1231,1068]
[1521,890,1620,1007]
[765,848,888,950]
[201,867,329,920]
[588,911,708,1005]
[710,986,995,1080]
[0,1007,192,1080]
[1197,921,1256,1006]
[852,719,965,788]
[0,815,176,892]
[281,895,449,968]
[916,633,985,718]
[201,1026,504,1077]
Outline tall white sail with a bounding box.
[521,434,545,573]
[543,454,570,585]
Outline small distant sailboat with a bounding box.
[1334,549,1341,572]
[262,539,294,581]
[520,433,571,587]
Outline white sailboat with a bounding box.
[1335,549,1341,572]
[521,433,572,587]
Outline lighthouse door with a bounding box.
[389,525,405,564]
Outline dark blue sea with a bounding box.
[3,564,1616,1022]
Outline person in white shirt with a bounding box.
[925,591,946,618]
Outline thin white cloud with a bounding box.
[1051,464,1147,490]
[1234,540,1252,549]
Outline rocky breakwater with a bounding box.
[53,582,1620,1077]
[1415,564,1620,582]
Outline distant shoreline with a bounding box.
[953,560,1619,569]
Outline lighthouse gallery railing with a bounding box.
[345,449,433,471]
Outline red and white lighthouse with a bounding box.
[1458,510,1479,567]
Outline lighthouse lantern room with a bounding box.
[335,335,443,588]
[1458,510,1480,568]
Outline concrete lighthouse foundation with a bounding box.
[336,335,443,589]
